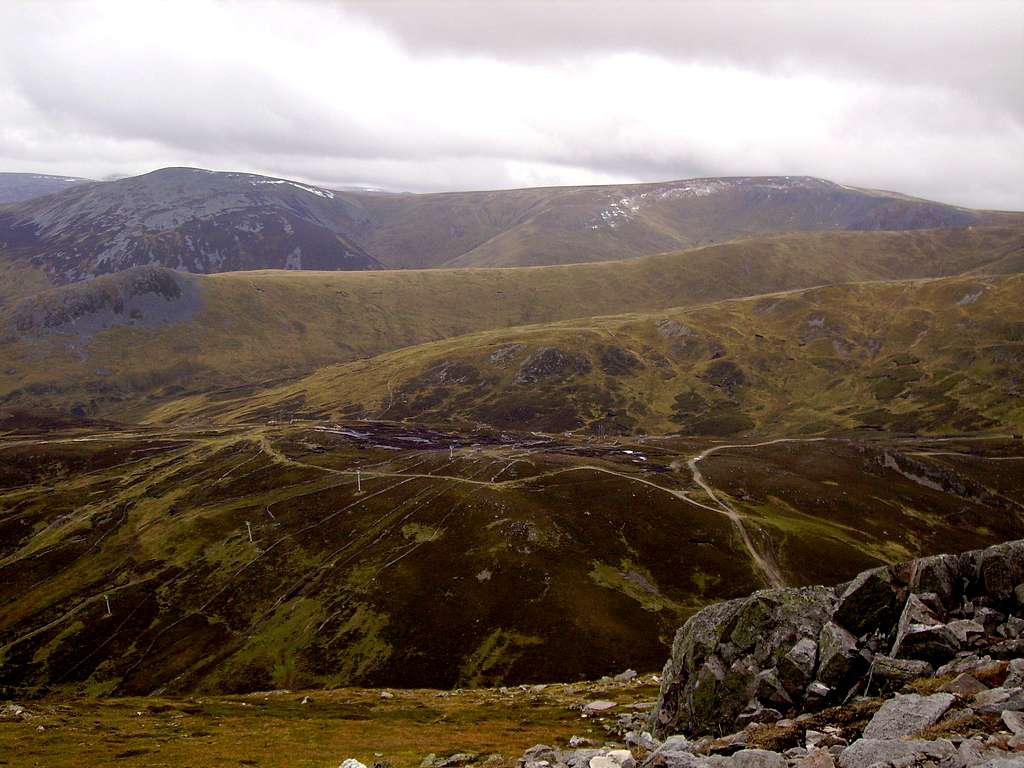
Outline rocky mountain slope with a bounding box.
[0,168,381,282]
[2,168,1019,283]
[0,172,91,204]
[2,226,1021,422]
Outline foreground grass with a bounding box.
[0,679,659,768]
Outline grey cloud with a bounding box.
[0,0,1020,209]
[347,0,1024,117]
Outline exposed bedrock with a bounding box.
[649,539,1024,738]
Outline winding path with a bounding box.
[686,438,830,589]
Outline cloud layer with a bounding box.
[1,0,1021,208]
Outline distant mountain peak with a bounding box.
[1,166,1016,281]
[0,172,93,204]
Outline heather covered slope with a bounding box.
[157,272,1024,437]
[0,422,1019,699]
[1,226,1021,420]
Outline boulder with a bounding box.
[518,746,558,768]
[803,682,831,711]
[833,567,901,636]
[1003,710,1024,735]
[891,594,959,663]
[707,728,751,756]
[641,737,702,768]
[1005,659,1024,689]
[990,639,1024,659]
[973,687,1015,708]
[1001,616,1024,639]
[624,732,659,752]
[974,607,1006,634]
[752,669,792,708]
[836,738,958,768]
[817,622,861,688]
[974,687,1024,715]
[910,553,970,611]
[804,731,846,751]
[936,655,1005,679]
[979,541,1024,600]
[791,751,835,768]
[868,655,933,694]
[938,672,988,697]
[589,750,635,768]
[584,700,618,715]
[861,692,955,740]
[649,540,1024,743]
[947,619,985,646]
[564,751,605,768]
[835,565,901,638]
[778,638,819,696]
[957,737,986,765]
[651,587,834,737]
[704,750,786,768]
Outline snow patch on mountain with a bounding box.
[250,179,335,199]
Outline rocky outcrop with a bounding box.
[650,540,1024,739]
[514,347,592,385]
[8,266,201,339]
[511,540,1024,768]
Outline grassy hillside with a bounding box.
[342,176,1022,268]
[0,256,51,307]
[2,226,1021,420]
[155,273,1024,436]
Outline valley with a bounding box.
[1,419,1021,703]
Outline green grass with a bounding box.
[0,680,661,768]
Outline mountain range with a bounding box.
[1,166,1022,701]
[2,167,1020,287]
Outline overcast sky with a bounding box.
[1,0,1022,208]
